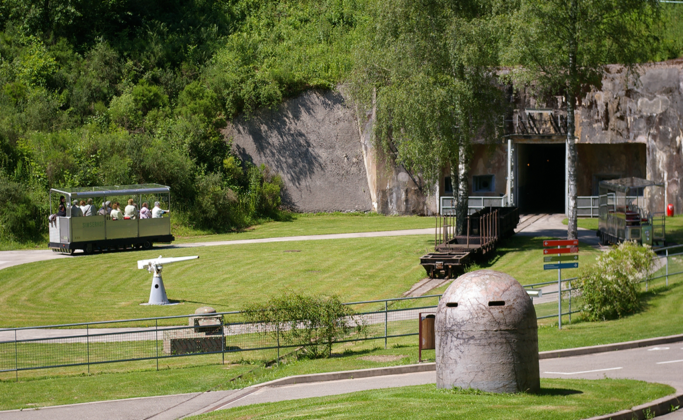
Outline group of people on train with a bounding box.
[56,196,168,220]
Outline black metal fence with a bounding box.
[0,295,441,379]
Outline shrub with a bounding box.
[577,241,656,321]
[243,294,366,358]
[0,174,47,242]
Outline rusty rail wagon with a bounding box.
[420,207,520,279]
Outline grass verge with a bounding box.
[172,213,434,243]
[197,379,674,420]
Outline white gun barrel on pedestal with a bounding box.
[137,255,199,305]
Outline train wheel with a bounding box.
[84,243,93,255]
[142,241,152,250]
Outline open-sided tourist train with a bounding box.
[48,184,175,254]
[597,177,666,246]
[420,206,520,279]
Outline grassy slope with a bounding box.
[0,214,433,251]
[200,380,673,420]
[0,235,433,327]
[0,245,679,410]
[0,233,604,327]
[173,213,434,243]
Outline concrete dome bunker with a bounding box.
[435,270,540,393]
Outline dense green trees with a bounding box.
[0,0,361,242]
[350,0,507,233]
[0,0,680,244]
[502,0,661,239]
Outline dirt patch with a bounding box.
[358,355,407,362]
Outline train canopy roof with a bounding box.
[599,177,663,194]
[51,184,170,198]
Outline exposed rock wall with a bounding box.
[226,90,372,213]
[226,60,682,215]
[227,88,437,215]
[577,59,683,213]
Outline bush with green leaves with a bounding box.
[577,241,656,321]
[243,294,366,359]
[0,173,47,243]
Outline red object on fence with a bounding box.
[543,247,579,255]
[543,239,579,247]
[667,203,674,217]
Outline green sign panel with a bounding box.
[543,255,579,263]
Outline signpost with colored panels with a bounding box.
[543,239,579,330]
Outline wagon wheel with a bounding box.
[142,241,152,250]
[84,243,94,255]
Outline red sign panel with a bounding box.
[543,247,579,255]
[543,239,579,247]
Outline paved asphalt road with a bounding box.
[1,341,681,419]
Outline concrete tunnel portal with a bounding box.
[516,143,566,214]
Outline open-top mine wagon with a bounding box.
[420,207,519,279]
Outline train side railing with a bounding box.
[1,246,681,379]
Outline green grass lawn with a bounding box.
[173,213,434,243]
[0,233,604,327]
[0,235,435,327]
[562,217,599,231]
[0,213,434,251]
[0,256,679,411]
[197,379,673,420]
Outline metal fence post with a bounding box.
[155,319,159,371]
[86,324,90,374]
[666,249,669,287]
[221,316,225,366]
[558,247,562,330]
[384,301,388,350]
[276,324,280,366]
[14,330,18,381]
[568,281,571,324]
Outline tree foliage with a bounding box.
[501,0,661,238]
[243,293,366,358]
[0,0,363,242]
[350,0,507,231]
[577,241,655,321]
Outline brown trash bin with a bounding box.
[419,313,435,362]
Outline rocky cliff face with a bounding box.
[577,59,683,213]
[227,88,437,215]
[227,59,682,215]
[226,89,372,213]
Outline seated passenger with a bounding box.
[110,202,122,220]
[57,204,66,217]
[124,198,138,219]
[82,198,95,217]
[98,201,112,216]
[152,201,168,218]
[139,202,151,219]
[71,200,82,217]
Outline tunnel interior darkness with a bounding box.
[517,143,566,214]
